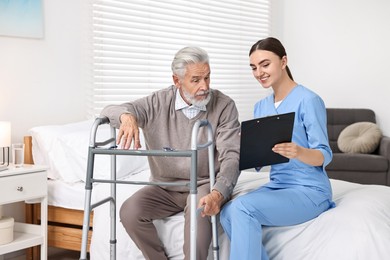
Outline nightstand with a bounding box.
[0,165,48,260]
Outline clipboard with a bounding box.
[239,112,295,170]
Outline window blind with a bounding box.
[87,0,271,121]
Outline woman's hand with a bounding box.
[272,142,324,166]
[272,142,299,159]
[118,113,142,150]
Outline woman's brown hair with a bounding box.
[249,37,294,81]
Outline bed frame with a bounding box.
[24,136,93,259]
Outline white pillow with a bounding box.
[29,120,94,181]
[58,125,149,182]
[29,120,149,183]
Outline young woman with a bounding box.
[220,37,335,260]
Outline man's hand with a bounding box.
[118,113,142,150]
[198,190,224,217]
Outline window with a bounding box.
[88,0,271,121]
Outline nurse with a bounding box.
[220,37,335,260]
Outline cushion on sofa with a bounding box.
[337,122,382,154]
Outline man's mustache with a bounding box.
[195,90,209,97]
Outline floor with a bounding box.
[47,247,80,260]
[6,247,80,260]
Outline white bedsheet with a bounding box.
[89,170,390,260]
[47,179,86,210]
[262,179,390,260]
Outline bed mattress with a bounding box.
[47,179,86,210]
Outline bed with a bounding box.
[25,119,390,259]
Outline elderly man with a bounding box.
[100,46,240,260]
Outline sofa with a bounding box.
[325,108,390,186]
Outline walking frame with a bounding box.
[79,117,220,260]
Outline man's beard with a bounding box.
[182,89,212,107]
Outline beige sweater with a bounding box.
[101,86,240,199]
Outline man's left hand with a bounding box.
[198,190,224,217]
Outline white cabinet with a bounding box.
[0,165,47,259]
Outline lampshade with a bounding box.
[0,121,11,147]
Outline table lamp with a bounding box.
[0,121,11,167]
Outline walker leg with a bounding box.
[211,215,219,260]
[110,153,117,260]
[206,122,219,260]
[190,193,197,260]
[80,189,92,260]
[80,148,95,260]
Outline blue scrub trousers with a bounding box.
[220,186,332,260]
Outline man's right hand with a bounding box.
[118,113,142,150]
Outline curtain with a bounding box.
[87,0,271,121]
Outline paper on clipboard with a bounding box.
[239,112,295,170]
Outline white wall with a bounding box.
[271,0,390,135]
[0,0,86,146]
[0,0,86,244]
[2,1,389,143]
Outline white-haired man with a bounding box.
[101,46,240,260]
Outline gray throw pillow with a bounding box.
[337,122,382,154]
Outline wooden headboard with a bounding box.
[24,136,34,164]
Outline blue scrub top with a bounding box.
[254,85,333,205]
